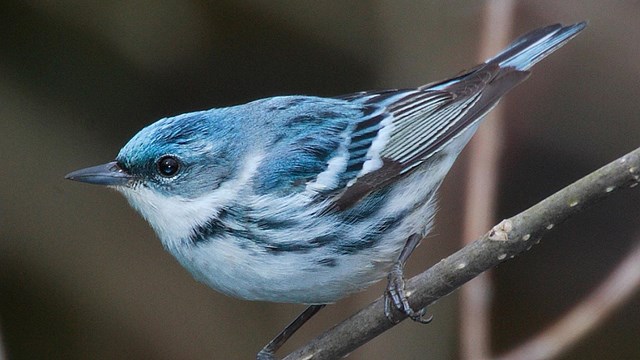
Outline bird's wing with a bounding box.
[329,65,529,210]
[252,67,526,206]
[253,64,525,205]
[327,22,585,210]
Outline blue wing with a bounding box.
[252,97,356,195]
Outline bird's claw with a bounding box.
[384,264,432,324]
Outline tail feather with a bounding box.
[426,22,585,92]
[487,22,587,70]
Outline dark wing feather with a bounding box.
[331,65,529,211]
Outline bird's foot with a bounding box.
[384,263,432,324]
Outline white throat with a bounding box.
[116,153,264,246]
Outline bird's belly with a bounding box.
[163,165,442,304]
[174,234,401,303]
[171,208,436,303]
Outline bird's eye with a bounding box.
[157,156,180,177]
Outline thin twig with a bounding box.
[283,147,640,360]
[0,322,5,360]
[460,1,514,359]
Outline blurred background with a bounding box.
[1,1,639,359]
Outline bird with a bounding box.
[66,22,586,359]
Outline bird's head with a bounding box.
[66,110,244,241]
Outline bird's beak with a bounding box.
[65,161,133,186]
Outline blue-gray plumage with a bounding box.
[66,22,586,358]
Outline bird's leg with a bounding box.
[256,304,326,360]
[384,233,432,324]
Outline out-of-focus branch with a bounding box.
[495,236,640,360]
[0,321,6,360]
[461,1,514,358]
[284,147,640,360]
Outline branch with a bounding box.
[284,146,640,360]
[0,321,5,360]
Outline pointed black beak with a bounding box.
[65,161,133,186]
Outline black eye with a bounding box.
[157,156,180,177]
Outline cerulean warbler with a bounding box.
[66,22,586,359]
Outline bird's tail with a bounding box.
[487,22,586,71]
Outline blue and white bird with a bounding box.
[66,22,585,359]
